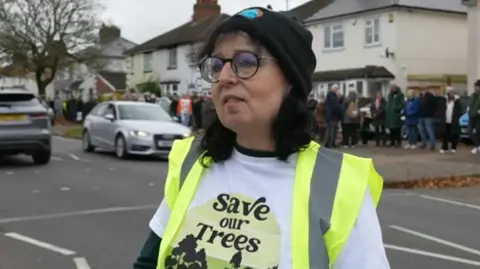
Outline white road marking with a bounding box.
[390,225,480,257]
[54,136,64,140]
[418,195,480,211]
[73,257,91,269]
[69,153,80,161]
[383,191,414,197]
[0,204,158,224]
[51,156,63,161]
[60,187,71,191]
[384,244,480,266]
[6,171,14,175]
[4,232,76,256]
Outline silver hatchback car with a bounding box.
[82,101,191,158]
[0,87,52,164]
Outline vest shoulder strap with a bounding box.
[164,136,203,209]
[325,152,383,263]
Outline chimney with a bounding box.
[193,0,221,21]
[99,25,121,44]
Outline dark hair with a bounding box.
[199,94,314,167]
[475,80,480,87]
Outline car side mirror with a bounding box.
[104,114,115,121]
[172,116,179,122]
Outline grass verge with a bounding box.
[52,124,83,139]
[63,127,83,139]
[384,175,480,189]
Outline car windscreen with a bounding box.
[0,93,40,107]
[118,104,173,121]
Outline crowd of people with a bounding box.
[308,81,480,154]
[48,81,480,156]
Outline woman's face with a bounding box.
[210,33,288,133]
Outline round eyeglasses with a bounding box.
[199,51,275,83]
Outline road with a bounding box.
[0,137,479,269]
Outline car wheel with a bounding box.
[115,135,129,159]
[82,130,95,152]
[32,149,51,165]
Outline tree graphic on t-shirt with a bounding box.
[165,233,279,268]
[165,234,207,269]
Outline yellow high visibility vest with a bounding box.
[157,137,383,269]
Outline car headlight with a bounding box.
[130,130,150,137]
[183,132,191,138]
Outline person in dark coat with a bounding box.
[191,94,204,131]
[468,80,480,154]
[169,94,179,122]
[323,84,343,148]
[418,89,438,150]
[385,84,404,147]
[370,90,387,146]
[439,88,462,153]
[201,98,216,130]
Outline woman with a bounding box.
[385,84,405,148]
[439,88,462,153]
[370,91,387,146]
[404,89,420,149]
[342,91,360,147]
[134,7,389,269]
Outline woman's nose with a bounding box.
[217,62,237,84]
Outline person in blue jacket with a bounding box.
[404,89,421,149]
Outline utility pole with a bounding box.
[286,0,289,10]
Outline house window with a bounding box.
[324,24,344,49]
[365,18,380,45]
[356,81,364,96]
[143,52,153,72]
[168,47,177,69]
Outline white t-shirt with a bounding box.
[150,149,390,269]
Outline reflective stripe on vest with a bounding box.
[158,137,383,269]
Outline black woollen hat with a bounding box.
[207,7,317,102]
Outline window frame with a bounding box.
[365,18,381,46]
[324,24,345,49]
[168,47,178,69]
[143,52,153,73]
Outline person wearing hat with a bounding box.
[133,7,389,269]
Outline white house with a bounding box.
[0,75,54,95]
[124,0,230,96]
[304,0,468,98]
[51,25,137,101]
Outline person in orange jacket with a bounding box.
[177,94,192,126]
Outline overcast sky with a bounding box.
[102,0,310,44]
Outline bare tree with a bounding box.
[0,0,103,96]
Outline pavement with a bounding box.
[341,145,480,182]
[0,137,479,269]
